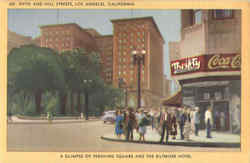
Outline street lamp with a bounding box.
[83,79,93,120]
[131,49,146,109]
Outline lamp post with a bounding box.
[83,79,93,120]
[131,49,146,109]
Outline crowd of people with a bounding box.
[114,105,215,143]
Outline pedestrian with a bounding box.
[159,108,171,144]
[126,107,137,141]
[205,106,213,138]
[178,108,186,140]
[122,110,129,139]
[158,107,163,124]
[220,112,225,131]
[170,109,177,140]
[115,110,124,139]
[183,108,192,141]
[190,108,195,134]
[194,107,200,136]
[149,108,155,130]
[138,109,147,142]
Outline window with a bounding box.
[204,92,210,100]
[194,10,202,24]
[213,10,233,19]
[215,92,222,100]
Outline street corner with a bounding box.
[100,128,241,148]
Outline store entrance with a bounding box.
[213,101,230,131]
[197,102,210,129]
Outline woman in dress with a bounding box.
[115,110,124,139]
[138,109,147,142]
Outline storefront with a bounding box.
[170,53,241,134]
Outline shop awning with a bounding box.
[161,90,182,107]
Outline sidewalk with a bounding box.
[8,116,100,124]
[101,126,240,148]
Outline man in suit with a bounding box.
[126,107,137,141]
[159,108,171,144]
[179,108,186,140]
[205,106,213,138]
[194,107,201,136]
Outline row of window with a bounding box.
[44,37,72,42]
[118,64,145,70]
[43,42,71,49]
[117,24,145,33]
[43,30,71,36]
[118,69,145,75]
[118,37,145,45]
[192,10,234,25]
[118,31,145,37]
[119,44,145,52]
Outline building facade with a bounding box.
[39,23,116,85]
[95,35,114,84]
[8,30,39,54]
[38,18,166,108]
[169,10,241,134]
[40,23,98,53]
[111,17,165,108]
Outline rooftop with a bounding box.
[111,16,165,43]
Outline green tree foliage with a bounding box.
[8,45,65,114]
[8,45,124,116]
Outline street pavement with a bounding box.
[7,120,240,152]
[8,116,97,124]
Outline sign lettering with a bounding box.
[171,53,240,76]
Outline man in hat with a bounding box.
[179,107,186,140]
[194,106,201,136]
[126,107,137,141]
[159,107,171,144]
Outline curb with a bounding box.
[7,119,100,125]
[100,136,240,148]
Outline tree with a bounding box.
[8,45,65,114]
[59,48,104,115]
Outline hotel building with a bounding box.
[111,17,165,108]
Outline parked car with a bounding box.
[101,110,116,123]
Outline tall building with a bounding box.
[8,30,39,54]
[95,35,113,84]
[111,17,165,108]
[39,23,115,84]
[168,10,241,133]
[40,23,98,53]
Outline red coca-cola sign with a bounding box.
[171,53,241,76]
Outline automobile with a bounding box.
[101,110,116,124]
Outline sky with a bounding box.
[8,9,181,78]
